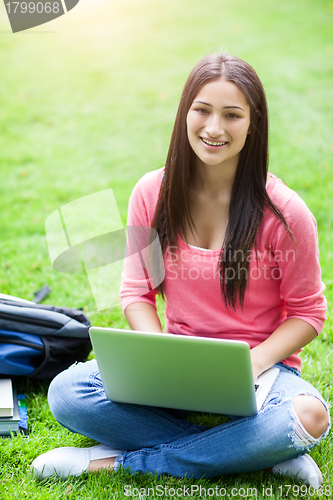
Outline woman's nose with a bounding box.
[205,114,224,137]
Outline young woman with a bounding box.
[32,52,330,486]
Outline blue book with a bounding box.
[18,394,28,436]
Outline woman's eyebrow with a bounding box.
[193,101,245,111]
[193,100,212,106]
[224,105,245,111]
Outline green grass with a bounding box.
[0,0,332,497]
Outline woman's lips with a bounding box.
[200,137,228,149]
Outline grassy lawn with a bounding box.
[0,0,332,498]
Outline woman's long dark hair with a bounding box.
[151,52,290,308]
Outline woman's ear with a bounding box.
[247,126,251,135]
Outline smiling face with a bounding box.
[186,78,251,173]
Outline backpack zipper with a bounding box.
[0,337,44,352]
[0,311,63,330]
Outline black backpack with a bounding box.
[0,294,92,380]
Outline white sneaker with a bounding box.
[273,454,323,488]
[31,444,125,479]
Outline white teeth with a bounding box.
[202,138,226,146]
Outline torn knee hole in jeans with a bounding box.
[288,394,331,450]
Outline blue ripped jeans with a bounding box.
[47,360,330,478]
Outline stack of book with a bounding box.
[0,378,23,436]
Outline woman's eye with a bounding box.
[195,108,209,114]
[226,113,240,119]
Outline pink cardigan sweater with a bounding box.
[120,168,326,371]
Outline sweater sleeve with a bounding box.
[119,178,159,314]
[270,192,326,334]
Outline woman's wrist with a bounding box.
[250,347,270,381]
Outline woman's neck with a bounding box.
[192,157,237,199]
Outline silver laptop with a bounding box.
[89,327,279,417]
